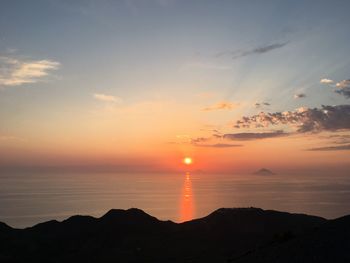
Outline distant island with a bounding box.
[253,168,275,175]
[0,207,349,262]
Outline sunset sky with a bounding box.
[1,0,350,173]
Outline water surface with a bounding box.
[0,171,350,228]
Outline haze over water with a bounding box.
[1,171,350,228]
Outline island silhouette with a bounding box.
[0,208,349,262]
[253,168,275,175]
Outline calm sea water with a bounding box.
[1,172,350,228]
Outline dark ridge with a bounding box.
[102,208,157,220]
[0,208,346,263]
[99,208,161,228]
[0,222,12,232]
[194,207,325,226]
[28,219,60,232]
[181,208,326,248]
[63,215,97,225]
[208,207,264,216]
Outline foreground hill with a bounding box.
[235,214,350,263]
[0,207,348,262]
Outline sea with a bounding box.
[1,171,350,228]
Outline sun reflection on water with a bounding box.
[179,172,195,222]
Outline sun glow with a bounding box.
[183,157,192,165]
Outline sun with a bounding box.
[183,157,192,165]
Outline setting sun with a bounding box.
[183,157,192,165]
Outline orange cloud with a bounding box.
[202,102,238,111]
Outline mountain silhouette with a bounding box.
[0,208,348,262]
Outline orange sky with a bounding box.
[1,1,350,174]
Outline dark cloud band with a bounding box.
[223,130,287,140]
[306,144,350,151]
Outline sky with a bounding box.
[0,0,350,173]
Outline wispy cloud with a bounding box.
[190,131,288,146]
[189,135,243,148]
[294,93,306,99]
[254,102,270,108]
[217,42,288,60]
[320,78,334,84]
[306,144,350,151]
[191,137,210,143]
[223,130,288,141]
[93,93,122,103]
[327,134,350,144]
[202,102,238,111]
[0,56,60,87]
[194,143,243,148]
[244,42,287,55]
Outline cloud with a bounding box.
[217,42,288,60]
[190,135,243,147]
[202,102,238,111]
[250,43,287,54]
[254,102,270,108]
[335,79,350,98]
[191,137,210,143]
[93,93,122,103]
[336,79,350,88]
[327,134,350,144]
[194,143,243,148]
[294,93,306,99]
[0,56,60,87]
[234,105,350,133]
[319,78,350,98]
[223,130,288,141]
[320,78,334,84]
[306,144,350,151]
